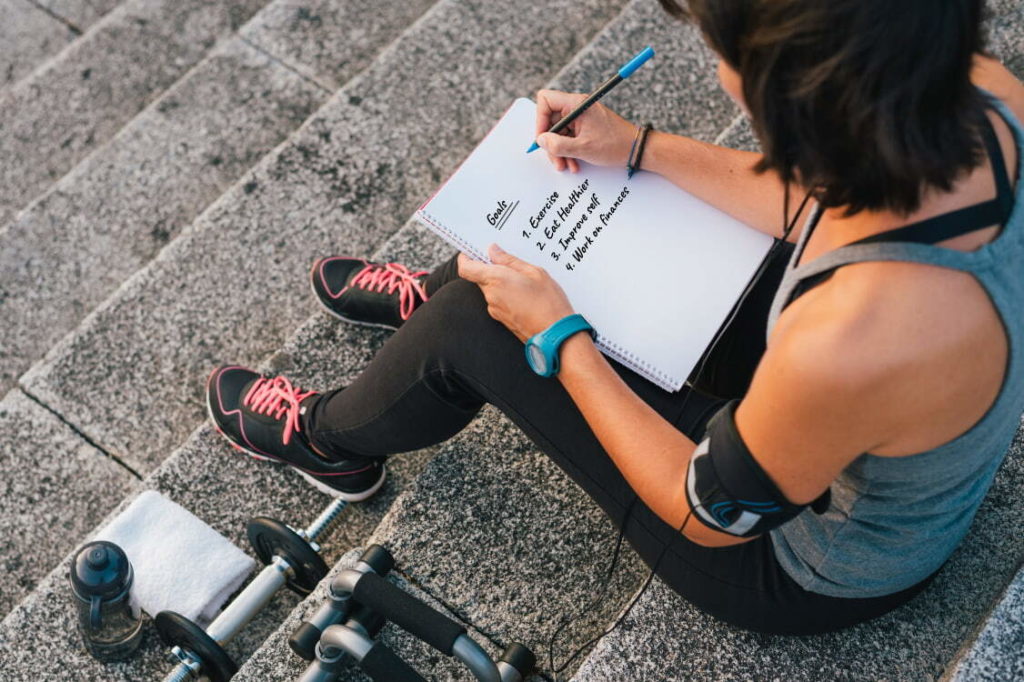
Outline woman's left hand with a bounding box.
[457,244,575,343]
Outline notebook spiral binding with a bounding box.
[415,210,685,393]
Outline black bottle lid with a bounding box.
[70,541,132,600]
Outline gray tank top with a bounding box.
[765,94,1024,599]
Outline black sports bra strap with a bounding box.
[847,110,1015,249]
[981,107,1015,216]
[848,199,1006,247]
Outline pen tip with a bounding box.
[526,142,540,153]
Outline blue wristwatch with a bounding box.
[525,314,594,377]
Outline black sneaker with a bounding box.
[310,257,430,330]
[206,365,385,501]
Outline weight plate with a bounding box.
[246,516,328,595]
[154,611,238,682]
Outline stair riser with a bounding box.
[0,0,267,228]
[20,0,628,475]
[0,37,325,397]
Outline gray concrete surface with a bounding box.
[0,0,267,227]
[0,37,323,396]
[365,408,649,680]
[570,430,1024,681]
[950,564,1024,682]
[240,0,438,91]
[0,0,76,89]
[549,0,737,142]
[35,0,124,31]
[21,0,627,474]
[0,390,138,618]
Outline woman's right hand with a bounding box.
[534,89,637,173]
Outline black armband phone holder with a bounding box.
[685,400,831,537]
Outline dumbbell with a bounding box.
[296,553,536,682]
[157,498,351,682]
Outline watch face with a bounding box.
[527,343,549,375]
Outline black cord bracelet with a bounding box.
[627,122,653,179]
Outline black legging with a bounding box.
[304,242,935,635]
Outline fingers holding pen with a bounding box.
[536,89,586,172]
[533,89,635,171]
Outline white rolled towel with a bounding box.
[95,490,255,626]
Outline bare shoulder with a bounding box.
[772,261,1009,456]
[973,55,1024,118]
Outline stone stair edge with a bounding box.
[0,0,450,399]
[17,0,632,474]
[0,0,77,95]
[0,388,141,618]
[9,0,461,391]
[944,557,1024,681]
[2,0,131,95]
[0,0,271,227]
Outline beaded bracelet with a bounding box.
[626,122,653,179]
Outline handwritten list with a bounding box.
[417,98,773,391]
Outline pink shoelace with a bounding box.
[348,262,430,321]
[242,376,316,445]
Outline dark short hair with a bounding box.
[658,0,987,216]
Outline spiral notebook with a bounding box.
[416,98,773,392]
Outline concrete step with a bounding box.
[949,562,1024,681]
[0,0,439,398]
[33,0,124,32]
[0,389,138,618]
[237,0,436,92]
[0,0,268,228]
[20,0,628,475]
[0,36,324,396]
[0,0,439,621]
[1,0,77,90]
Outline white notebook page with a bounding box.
[417,98,773,391]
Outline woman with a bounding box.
[205,0,1024,635]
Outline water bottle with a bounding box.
[69,541,143,662]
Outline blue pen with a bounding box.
[527,46,655,153]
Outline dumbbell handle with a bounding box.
[206,555,291,644]
[341,571,466,655]
[298,625,425,682]
[335,570,505,682]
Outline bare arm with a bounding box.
[533,90,806,241]
[642,131,805,240]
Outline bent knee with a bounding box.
[409,278,515,347]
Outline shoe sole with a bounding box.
[309,259,401,332]
[296,465,386,503]
[205,372,386,503]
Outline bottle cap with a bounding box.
[70,541,132,600]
